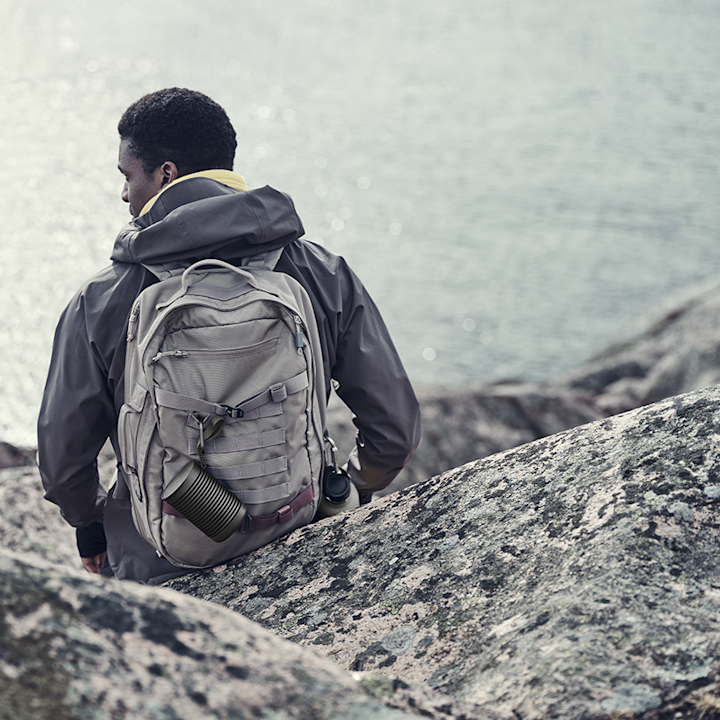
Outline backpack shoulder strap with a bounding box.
[241,248,284,271]
[141,260,187,280]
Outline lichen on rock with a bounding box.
[167,386,720,719]
[0,551,418,719]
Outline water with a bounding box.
[2,0,720,446]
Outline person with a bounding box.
[37,88,421,585]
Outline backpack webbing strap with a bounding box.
[187,428,285,456]
[155,372,308,418]
[232,372,308,415]
[185,404,283,426]
[209,455,287,481]
[232,481,290,504]
[243,484,315,532]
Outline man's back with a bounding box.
[38,88,420,584]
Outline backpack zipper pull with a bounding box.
[294,315,305,354]
[127,302,140,342]
[151,350,190,363]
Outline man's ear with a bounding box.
[159,161,179,187]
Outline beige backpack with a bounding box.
[118,258,326,568]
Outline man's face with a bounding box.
[118,139,165,218]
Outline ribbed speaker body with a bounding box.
[161,462,247,542]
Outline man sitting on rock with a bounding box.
[37,87,421,585]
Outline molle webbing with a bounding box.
[155,371,308,418]
[187,428,286,456]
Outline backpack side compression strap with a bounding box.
[243,484,315,532]
[163,484,315,531]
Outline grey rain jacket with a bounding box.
[38,179,421,584]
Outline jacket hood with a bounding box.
[111,178,305,266]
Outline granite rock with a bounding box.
[564,279,720,408]
[0,467,78,570]
[0,550,424,720]
[0,441,35,469]
[167,386,720,720]
[0,441,118,574]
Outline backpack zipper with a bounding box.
[151,350,190,362]
[151,335,283,363]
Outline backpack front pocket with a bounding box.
[151,314,300,398]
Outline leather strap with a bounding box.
[243,484,315,532]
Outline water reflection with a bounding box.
[1,0,719,446]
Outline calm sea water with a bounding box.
[1,0,719,446]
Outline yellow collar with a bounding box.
[140,169,249,216]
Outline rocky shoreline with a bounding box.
[364,277,720,494]
[4,278,720,718]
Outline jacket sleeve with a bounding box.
[37,290,116,528]
[332,269,422,494]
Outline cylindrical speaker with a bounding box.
[161,461,247,542]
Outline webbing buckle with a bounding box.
[239,514,252,534]
[220,404,244,419]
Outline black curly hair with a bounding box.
[118,88,237,176]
